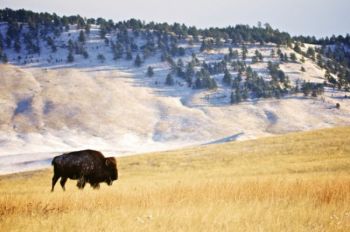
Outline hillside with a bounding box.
[0,9,350,174]
[0,127,349,231]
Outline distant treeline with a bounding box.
[0,8,292,45]
[0,8,349,95]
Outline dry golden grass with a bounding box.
[1,127,350,231]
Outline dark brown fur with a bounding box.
[51,149,118,191]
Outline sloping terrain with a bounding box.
[0,20,350,174]
[1,63,350,174]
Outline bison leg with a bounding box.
[51,174,60,192]
[60,177,68,191]
[90,183,100,189]
[77,176,86,189]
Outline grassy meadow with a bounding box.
[0,127,350,231]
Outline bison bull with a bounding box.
[51,149,118,191]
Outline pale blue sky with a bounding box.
[1,0,349,37]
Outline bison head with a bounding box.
[105,157,118,185]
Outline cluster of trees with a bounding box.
[294,34,350,47]
[300,81,325,97]
[0,8,294,57]
[193,68,218,89]
[161,54,218,89]
[291,41,350,91]
[319,45,350,90]
[0,8,342,100]
[229,61,293,104]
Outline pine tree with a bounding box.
[200,40,207,52]
[235,88,242,103]
[177,58,184,68]
[223,69,232,85]
[241,45,248,61]
[126,48,133,60]
[147,66,154,77]
[14,39,21,53]
[290,53,297,62]
[67,51,74,63]
[1,53,8,63]
[97,54,105,63]
[134,54,142,67]
[279,53,284,62]
[193,77,201,89]
[208,77,218,89]
[230,91,236,104]
[270,49,275,58]
[165,73,174,86]
[242,87,248,100]
[82,50,89,59]
[301,66,306,72]
[293,43,302,53]
[255,50,263,62]
[78,30,85,44]
[307,47,315,60]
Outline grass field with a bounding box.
[0,127,350,231]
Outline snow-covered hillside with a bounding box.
[0,22,350,174]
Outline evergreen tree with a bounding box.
[302,82,311,96]
[195,77,202,89]
[126,48,133,60]
[223,69,232,85]
[279,53,284,62]
[14,38,21,53]
[147,66,154,77]
[301,66,306,72]
[67,51,74,62]
[293,43,302,53]
[1,53,8,63]
[165,73,174,86]
[230,91,236,104]
[242,87,249,100]
[78,30,85,44]
[235,88,242,103]
[241,45,248,61]
[270,49,275,58]
[200,40,207,52]
[82,50,89,59]
[134,54,142,67]
[178,47,186,56]
[306,47,315,60]
[177,58,184,68]
[255,50,263,62]
[97,53,105,63]
[290,53,297,62]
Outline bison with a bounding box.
[51,149,118,191]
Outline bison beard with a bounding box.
[51,149,118,192]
